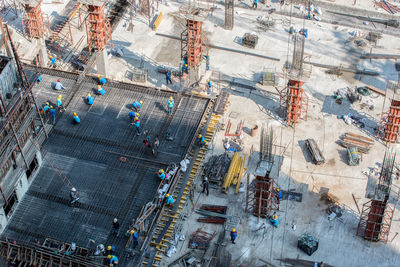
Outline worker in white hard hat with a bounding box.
[112,218,120,236]
[69,187,79,206]
[166,96,174,114]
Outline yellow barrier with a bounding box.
[152,12,163,31]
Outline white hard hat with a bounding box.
[71,187,76,192]
[113,218,118,223]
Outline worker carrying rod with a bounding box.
[69,187,79,206]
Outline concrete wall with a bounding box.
[0,55,18,101]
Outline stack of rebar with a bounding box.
[340,132,374,153]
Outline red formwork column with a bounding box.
[22,1,45,39]
[384,100,400,143]
[287,79,304,124]
[86,4,110,51]
[187,20,203,69]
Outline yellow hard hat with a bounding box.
[50,106,53,108]
[206,79,210,82]
[136,113,139,117]
[273,215,278,220]
[140,100,143,104]
[198,134,202,138]
[88,93,91,97]
[107,255,112,259]
[166,194,170,197]
[46,102,49,105]
[277,188,280,191]
[58,95,62,99]
[130,230,135,234]
[73,112,77,116]
[232,228,236,232]
[97,74,100,78]
[49,55,52,59]
[160,169,164,173]
[107,246,112,250]
[97,85,101,88]
[185,64,188,67]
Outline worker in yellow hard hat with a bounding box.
[97,84,106,95]
[87,93,94,105]
[165,193,175,207]
[57,95,64,112]
[206,78,212,93]
[132,100,143,111]
[49,55,56,67]
[166,96,174,114]
[198,133,207,147]
[275,187,282,204]
[230,229,237,244]
[49,106,56,125]
[156,169,166,180]
[130,229,139,249]
[97,74,107,85]
[269,212,279,227]
[182,63,188,74]
[73,112,80,124]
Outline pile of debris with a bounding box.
[242,33,258,48]
[188,228,216,250]
[305,138,325,165]
[203,154,231,185]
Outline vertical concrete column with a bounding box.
[37,37,48,67]
[96,48,109,76]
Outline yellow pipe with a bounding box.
[222,152,239,192]
[236,155,246,194]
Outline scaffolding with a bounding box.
[357,151,397,243]
[20,0,46,40]
[85,2,112,52]
[224,0,234,30]
[377,99,400,143]
[279,34,311,125]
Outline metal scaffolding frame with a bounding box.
[377,99,400,143]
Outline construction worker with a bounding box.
[206,79,212,93]
[157,169,166,180]
[49,106,56,125]
[49,55,56,67]
[230,229,237,244]
[39,105,45,116]
[132,115,141,135]
[198,134,207,147]
[130,229,139,249]
[165,194,175,206]
[165,71,172,85]
[57,95,64,112]
[166,96,174,114]
[106,245,116,256]
[97,85,106,95]
[87,94,94,105]
[182,64,188,74]
[252,0,258,9]
[73,112,80,124]
[202,177,209,196]
[270,212,279,227]
[276,188,282,204]
[132,100,143,111]
[97,74,107,85]
[37,75,43,83]
[69,187,79,206]
[43,102,50,122]
[128,111,136,122]
[54,79,65,90]
[204,54,210,70]
[112,218,120,236]
[107,255,118,266]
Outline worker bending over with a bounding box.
[87,94,94,105]
[49,55,56,67]
[165,194,175,207]
[97,75,107,85]
[130,230,139,249]
[73,112,80,124]
[165,71,172,85]
[49,106,56,125]
[197,134,208,147]
[54,79,65,90]
[166,96,174,114]
[132,100,143,111]
[107,255,118,266]
[97,85,106,95]
[157,169,166,180]
[69,187,79,206]
[270,212,279,227]
[132,115,141,135]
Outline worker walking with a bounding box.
[165,71,173,85]
[202,177,209,196]
[49,106,56,125]
[206,79,212,94]
[204,54,210,70]
[49,55,56,67]
[97,85,106,95]
[230,229,237,244]
[166,96,174,114]
[87,94,94,105]
[197,134,208,147]
[165,194,175,207]
[69,187,79,206]
[270,212,279,227]
[112,218,120,236]
[132,100,143,111]
[73,112,80,124]
[182,64,188,74]
[56,95,64,112]
[54,79,65,90]
[130,229,139,249]
[275,188,282,205]
[97,74,107,85]
[252,0,258,9]
[157,169,166,180]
